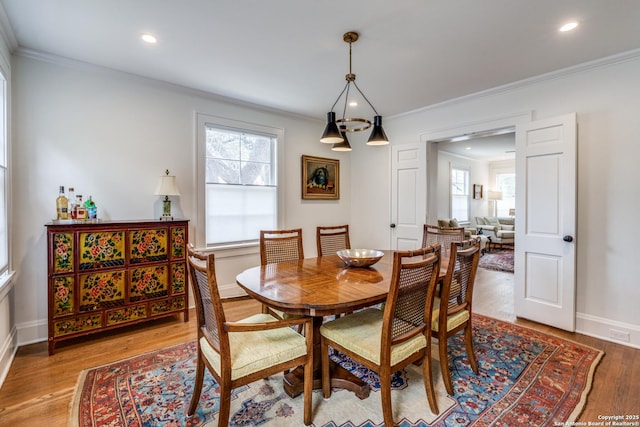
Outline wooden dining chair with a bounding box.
[186,246,314,426]
[422,224,465,258]
[432,238,481,395]
[316,224,350,256]
[320,244,442,424]
[259,228,305,319]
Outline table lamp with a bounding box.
[154,169,180,220]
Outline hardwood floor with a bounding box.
[0,269,638,426]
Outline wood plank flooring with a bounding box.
[0,268,638,426]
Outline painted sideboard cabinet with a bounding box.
[45,219,189,355]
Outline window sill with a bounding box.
[0,270,15,300]
[197,242,259,259]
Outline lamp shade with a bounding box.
[366,115,389,145]
[320,112,344,144]
[332,125,352,151]
[487,190,503,201]
[154,171,180,196]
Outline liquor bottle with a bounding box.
[56,186,69,220]
[84,196,97,219]
[68,187,77,219]
[75,195,88,220]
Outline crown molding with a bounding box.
[15,47,320,124]
[0,4,18,51]
[393,48,640,120]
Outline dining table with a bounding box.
[235,249,448,400]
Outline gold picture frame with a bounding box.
[473,184,483,199]
[301,155,340,200]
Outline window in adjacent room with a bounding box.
[496,172,515,217]
[450,166,469,222]
[197,114,283,247]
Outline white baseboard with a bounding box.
[576,312,640,349]
[0,325,17,388]
[16,318,48,347]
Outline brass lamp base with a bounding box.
[160,196,173,221]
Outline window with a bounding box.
[197,114,283,247]
[450,166,469,222]
[496,173,515,217]
[0,73,7,275]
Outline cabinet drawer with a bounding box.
[79,270,126,311]
[53,313,102,337]
[106,304,148,326]
[130,228,168,264]
[130,265,169,301]
[171,262,186,294]
[52,232,74,273]
[51,276,74,317]
[150,296,186,315]
[78,230,125,270]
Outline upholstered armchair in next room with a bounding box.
[474,217,515,248]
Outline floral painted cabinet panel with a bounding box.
[46,219,189,355]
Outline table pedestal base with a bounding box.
[283,360,370,400]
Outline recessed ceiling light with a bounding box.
[465,146,472,150]
[141,33,157,44]
[349,101,358,107]
[559,21,579,32]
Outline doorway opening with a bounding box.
[422,119,523,322]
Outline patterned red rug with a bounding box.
[69,314,602,426]
[479,248,514,273]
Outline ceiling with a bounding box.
[2,0,640,121]
[436,131,515,161]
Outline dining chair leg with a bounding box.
[438,334,455,395]
[187,353,205,416]
[321,338,331,398]
[422,351,439,414]
[218,377,232,427]
[464,326,479,374]
[379,371,394,427]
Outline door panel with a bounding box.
[515,113,577,331]
[391,144,425,250]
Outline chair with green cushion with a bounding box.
[320,244,442,425]
[260,228,305,320]
[422,224,465,258]
[316,224,350,256]
[432,238,481,395]
[186,246,314,426]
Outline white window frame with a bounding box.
[196,113,285,249]
[450,165,470,222]
[496,172,516,217]
[0,66,13,295]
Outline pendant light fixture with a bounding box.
[331,125,352,151]
[320,31,389,147]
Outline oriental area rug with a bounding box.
[69,314,602,427]
[478,248,514,273]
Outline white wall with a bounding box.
[11,52,351,345]
[352,52,640,346]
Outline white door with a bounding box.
[515,113,577,331]
[390,143,426,250]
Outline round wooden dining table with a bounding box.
[235,251,394,399]
[236,250,447,399]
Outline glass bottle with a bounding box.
[56,186,69,220]
[84,196,97,219]
[75,195,87,220]
[68,187,77,219]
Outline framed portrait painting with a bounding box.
[301,155,340,200]
[473,184,483,199]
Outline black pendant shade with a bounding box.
[332,125,352,151]
[366,115,389,145]
[320,112,344,144]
